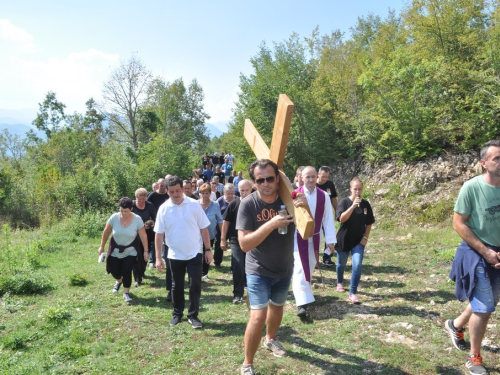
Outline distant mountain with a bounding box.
[0,122,38,137]
[205,123,224,138]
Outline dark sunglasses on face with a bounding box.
[255,176,276,185]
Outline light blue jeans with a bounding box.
[336,244,365,294]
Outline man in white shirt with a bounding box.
[154,176,212,329]
[292,166,337,319]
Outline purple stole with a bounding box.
[296,186,326,282]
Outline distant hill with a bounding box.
[205,123,224,138]
[0,122,38,137]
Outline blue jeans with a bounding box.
[470,258,500,313]
[246,274,291,309]
[336,244,365,294]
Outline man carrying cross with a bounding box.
[237,159,295,375]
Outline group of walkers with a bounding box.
[97,139,500,375]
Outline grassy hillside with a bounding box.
[1,217,499,374]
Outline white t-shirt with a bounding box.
[154,196,210,260]
[108,213,144,258]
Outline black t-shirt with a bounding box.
[223,197,241,239]
[146,192,170,219]
[228,176,235,184]
[335,197,375,252]
[199,173,209,183]
[214,172,225,184]
[236,192,295,278]
[316,180,338,199]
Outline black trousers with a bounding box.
[230,238,246,298]
[213,226,223,266]
[164,244,172,291]
[169,253,202,319]
[108,255,136,288]
[202,239,215,276]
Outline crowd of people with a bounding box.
[97,140,500,375]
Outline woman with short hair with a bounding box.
[98,197,149,302]
[335,177,375,304]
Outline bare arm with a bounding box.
[332,196,338,211]
[138,227,149,261]
[155,232,165,272]
[453,212,500,266]
[221,220,230,251]
[98,222,112,254]
[360,224,372,246]
[238,213,292,253]
[201,227,213,264]
[339,197,362,223]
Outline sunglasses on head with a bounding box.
[255,176,276,185]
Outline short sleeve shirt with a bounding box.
[316,180,338,200]
[236,192,295,278]
[335,197,375,252]
[108,213,144,258]
[454,175,500,246]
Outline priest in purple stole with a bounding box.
[292,166,337,319]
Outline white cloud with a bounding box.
[205,85,240,124]
[0,19,35,52]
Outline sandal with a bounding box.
[349,294,360,304]
[336,283,345,292]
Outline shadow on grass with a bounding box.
[361,289,456,304]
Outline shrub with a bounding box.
[1,333,26,350]
[69,273,89,287]
[68,211,109,238]
[39,303,71,325]
[57,343,90,359]
[0,269,54,296]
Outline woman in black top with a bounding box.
[335,177,375,304]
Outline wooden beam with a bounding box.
[244,119,270,160]
[278,169,315,239]
[269,94,294,169]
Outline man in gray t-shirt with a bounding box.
[236,159,294,375]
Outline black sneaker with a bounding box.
[112,282,122,293]
[297,306,307,319]
[166,291,172,302]
[445,319,468,351]
[169,315,181,327]
[465,353,488,375]
[188,317,202,329]
[323,257,335,267]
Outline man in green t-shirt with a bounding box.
[446,140,500,375]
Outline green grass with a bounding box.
[1,218,499,374]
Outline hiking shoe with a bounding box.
[465,353,488,375]
[170,315,181,327]
[297,306,307,319]
[240,364,256,375]
[188,317,202,329]
[134,281,140,287]
[202,275,210,282]
[112,282,122,293]
[166,291,172,302]
[323,258,335,267]
[123,293,132,302]
[445,319,467,351]
[233,296,243,304]
[336,283,345,292]
[148,263,155,269]
[263,338,287,357]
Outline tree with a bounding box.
[32,91,66,138]
[101,57,152,150]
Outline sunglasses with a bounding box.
[255,176,276,185]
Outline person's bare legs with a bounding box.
[265,304,284,340]
[243,307,267,365]
[468,312,491,355]
[453,303,472,329]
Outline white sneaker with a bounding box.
[202,275,210,282]
[148,263,155,269]
[123,293,133,302]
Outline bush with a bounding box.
[1,333,26,350]
[0,269,54,296]
[68,211,109,238]
[69,273,89,287]
[39,303,71,325]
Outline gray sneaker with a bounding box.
[465,354,488,375]
[240,364,256,375]
[262,338,287,357]
[445,319,467,350]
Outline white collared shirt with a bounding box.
[154,195,210,260]
[294,186,337,250]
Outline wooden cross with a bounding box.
[244,94,314,239]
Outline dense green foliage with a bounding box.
[220,0,500,174]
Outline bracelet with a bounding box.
[363,236,369,241]
[205,248,212,251]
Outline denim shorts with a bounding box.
[246,274,292,309]
[470,259,500,314]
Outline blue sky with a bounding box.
[0,0,406,129]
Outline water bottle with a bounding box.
[278,205,288,235]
